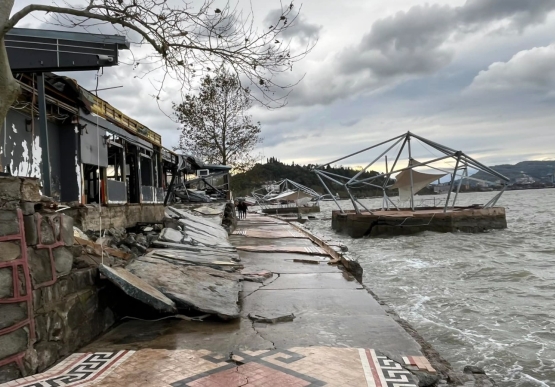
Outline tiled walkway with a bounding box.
[4,347,434,387]
[2,214,438,387]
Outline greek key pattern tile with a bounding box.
[4,351,134,387]
[359,349,418,387]
[2,347,426,387]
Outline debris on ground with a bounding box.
[99,264,176,313]
[248,313,296,324]
[98,206,244,319]
[241,270,273,283]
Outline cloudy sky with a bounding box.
[11,0,555,170]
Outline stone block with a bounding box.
[34,314,47,342]
[0,327,28,359]
[28,248,53,287]
[20,178,41,202]
[53,247,73,277]
[70,269,96,292]
[32,288,42,311]
[35,341,61,372]
[60,214,74,247]
[67,299,85,330]
[20,202,35,216]
[0,210,19,237]
[0,267,14,299]
[39,216,57,245]
[23,215,38,246]
[0,241,21,262]
[0,303,27,330]
[0,177,22,201]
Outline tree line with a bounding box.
[231,158,389,198]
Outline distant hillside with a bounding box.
[472,160,555,183]
[231,158,387,197]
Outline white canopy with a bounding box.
[270,190,313,202]
[391,160,446,202]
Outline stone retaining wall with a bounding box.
[0,177,115,383]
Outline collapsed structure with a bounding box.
[251,179,321,214]
[314,132,510,237]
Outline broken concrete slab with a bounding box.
[151,240,238,256]
[99,264,176,313]
[159,228,184,244]
[146,250,243,270]
[248,313,295,324]
[167,207,225,229]
[127,257,242,320]
[241,270,273,283]
[178,219,229,241]
[192,206,224,216]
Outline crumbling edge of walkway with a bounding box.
[275,216,364,282]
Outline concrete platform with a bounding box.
[333,206,507,237]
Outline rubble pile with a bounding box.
[100,206,246,320]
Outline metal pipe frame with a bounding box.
[314,131,509,213]
[452,167,467,209]
[316,172,344,213]
[444,152,461,212]
[407,135,415,210]
[314,133,406,168]
[346,136,404,185]
[383,137,407,188]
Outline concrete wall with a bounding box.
[332,207,507,238]
[0,177,115,383]
[63,204,166,232]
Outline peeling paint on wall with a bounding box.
[76,155,82,199]
[9,139,29,176]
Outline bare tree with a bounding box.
[175,67,261,171]
[0,0,314,128]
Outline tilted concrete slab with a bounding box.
[99,264,176,313]
[127,257,242,320]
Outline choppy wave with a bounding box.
[308,189,555,387]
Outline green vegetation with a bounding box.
[231,157,387,197]
[472,160,555,183]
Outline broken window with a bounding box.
[107,139,125,182]
[140,152,153,186]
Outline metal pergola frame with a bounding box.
[313,132,510,214]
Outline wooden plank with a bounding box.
[74,236,132,260]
